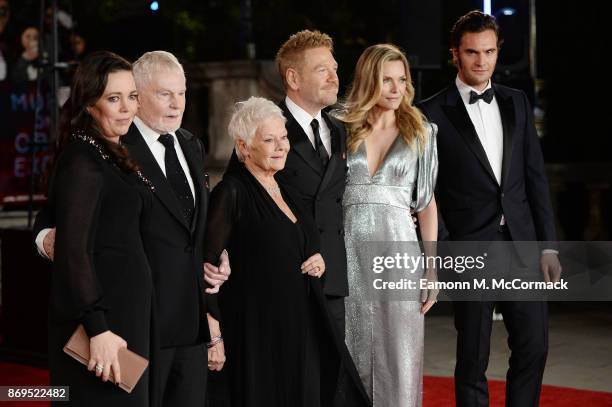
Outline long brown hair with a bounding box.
[56,50,138,172]
[339,44,428,153]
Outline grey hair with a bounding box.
[228,97,286,160]
[133,50,185,88]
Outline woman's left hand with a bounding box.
[301,253,326,278]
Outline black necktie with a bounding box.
[158,134,194,225]
[469,88,494,104]
[310,119,329,168]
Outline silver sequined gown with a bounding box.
[343,124,438,407]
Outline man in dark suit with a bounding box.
[274,30,348,335]
[418,11,561,407]
[34,51,228,406]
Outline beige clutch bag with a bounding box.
[63,324,149,393]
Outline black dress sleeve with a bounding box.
[285,188,320,259]
[52,145,109,338]
[202,178,240,321]
[203,178,240,265]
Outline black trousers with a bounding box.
[453,301,548,407]
[156,343,207,407]
[453,226,549,407]
[325,295,346,339]
[324,295,347,406]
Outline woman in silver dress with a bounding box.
[339,44,439,406]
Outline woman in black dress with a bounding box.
[203,97,370,407]
[47,51,154,406]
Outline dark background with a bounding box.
[4,0,610,163]
[2,0,611,242]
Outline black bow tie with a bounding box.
[469,88,494,104]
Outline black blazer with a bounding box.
[35,123,217,348]
[418,83,556,243]
[275,101,349,297]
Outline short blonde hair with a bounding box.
[228,97,286,160]
[133,50,184,88]
[275,30,333,87]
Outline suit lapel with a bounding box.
[494,85,516,189]
[176,129,206,233]
[281,101,324,176]
[442,86,498,185]
[318,112,342,192]
[122,124,191,231]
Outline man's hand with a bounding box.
[207,314,225,371]
[43,228,56,261]
[410,210,418,227]
[204,250,231,294]
[207,340,225,371]
[541,252,562,283]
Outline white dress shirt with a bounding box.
[455,78,557,254]
[456,76,504,186]
[285,96,332,157]
[133,116,196,199]
[456,76,508,226]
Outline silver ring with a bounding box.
[95,364,104,372]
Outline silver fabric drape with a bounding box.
[343,123,438,407]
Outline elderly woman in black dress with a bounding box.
[46,51,154,406]
[203,97,370,407]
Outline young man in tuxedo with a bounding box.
[418,11,561,407]
[274,30,349,336]
[34,51,229,406]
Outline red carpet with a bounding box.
[423,376,612,407]
[0,362,50,406]
[1,363,611,406]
